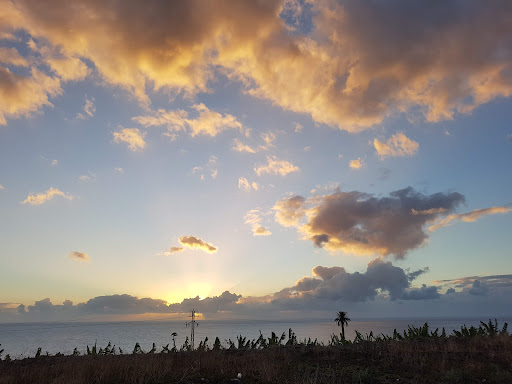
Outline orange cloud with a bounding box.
[254,156,300,176]
[22,187,74,206]
[68,251,89,262]
[0,1,511,130]
[374,133,419,159]
[0,47,28,67]
[0,67,61,125]
[113,128,146,151]
[134,104,244,138]
[349,158,364,169]
[429,206,512,232]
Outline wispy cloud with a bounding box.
[22,187,74,206]
[78,172,96,183]
[245,209,272,236]
[238,177,259,192]
[232,131,276,154]
[254,156,299,176]
[76,96,96,119]
[429,206,512,232]
[134,104,244,138]
[374,133,419,159]
[158,247,185,256]
[68,251,89,262]
[193,156,218,181]
[113,128,146,151]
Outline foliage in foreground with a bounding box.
[0,319,509,359]
[0,328,511,383]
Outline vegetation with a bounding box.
[0,320,510,383]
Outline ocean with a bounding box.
[1,317,509,359]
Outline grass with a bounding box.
[0,320,511,383]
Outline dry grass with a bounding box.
[1,335,511,383]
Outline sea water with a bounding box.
[0,317,510,359]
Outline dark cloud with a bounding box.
[5,268,512,322]
[312,266,345,281]
[272,259,435,304]
[468,280,489,296]
[401,284,440,300]
[179,235,217,253]
[275,187,465,258]
[171,291,241,314]
[445,287,456,294]
[407,267,430,281]
[435,274,512,290]
[78,294,169,314]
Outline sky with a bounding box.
[0,0,511,322]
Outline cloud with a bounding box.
[78,172,96,182]
[274,187,465,257]
[254,156,300,176]
[468,280,489,296]
[274,195,306,227]
[0,1,511,129]
[349,158,364,169]
[5,271,512,321]
[428,206,512,232]
[272,259,437,303]
[238,177,259,192]
[374,133,419,159]
[51,159,58,166]
[294,123,303,133]
[0,47,28,67]
[114,167,124,174]
[245,209,272,236]
[233,139,256,153]
[113,128,146,151]
[507,134,512,142]
[0,67,61,125]
[134,104,244,138]
[434,274,512,295]
[0,185,4,190]
[68,251,89,262]
[28,39,90,82]
[193,156,218,180]
[76,96,95,120]
[22,187,74,206]
[400,284,440,300]
[232,131,276,154]
[158,246,184,256]
[178,235,217,253]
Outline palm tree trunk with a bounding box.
[342,324,345,339]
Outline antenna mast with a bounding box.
[186,309,197,349]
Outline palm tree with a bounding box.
[334,311,351,339]
[171,332,178,351]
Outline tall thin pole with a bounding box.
[186,309,197,349]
